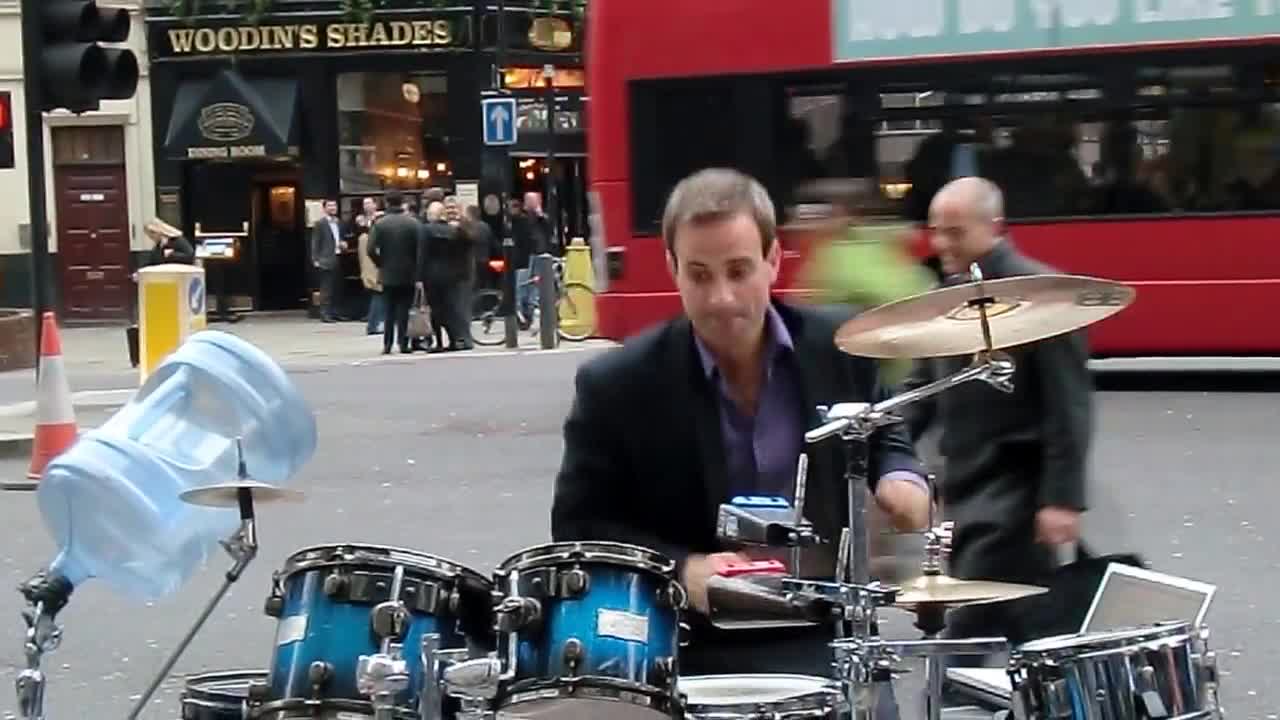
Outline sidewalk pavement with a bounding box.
[0,312,615,462]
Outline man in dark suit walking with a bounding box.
[370,190,424,354]
[904,176,1092,652]
[311,199,346,322]
[551,168,930,717]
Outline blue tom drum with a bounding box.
[259,544,494,719]
[491,541,685,719]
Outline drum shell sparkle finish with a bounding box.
[1008,622,1222,720]
[493,542,683,715]
[262,544,491,714]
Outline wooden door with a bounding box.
[52,126,131,321]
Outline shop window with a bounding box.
[337,71,451,194]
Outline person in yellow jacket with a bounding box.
[797,179,934,384]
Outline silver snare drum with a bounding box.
[678,674,847,719]
[1009,622,1222,720]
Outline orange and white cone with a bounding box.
[26,312,78,480]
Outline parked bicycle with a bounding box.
[470,257,596,346]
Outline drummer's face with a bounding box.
[668,212,780,357]
[928,202,997,275]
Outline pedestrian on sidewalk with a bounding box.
[357,197,385,336]
[370,191,423,355]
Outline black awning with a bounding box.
[163,69,299,161]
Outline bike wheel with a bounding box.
[557,282,596,342]
[469,289,506,346]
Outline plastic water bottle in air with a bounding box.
[35,331,316,602]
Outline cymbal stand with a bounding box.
[126,444,260,720]
[14,572,72,720]
[127,448,262,712]
[799,261,1018,720]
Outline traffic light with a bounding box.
[33,0,139,113]
[0,92,12,169]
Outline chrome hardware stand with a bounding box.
[126,442,260,720]
[796,262,1018,720]
[14,572,71,720]
[357,564,412,720]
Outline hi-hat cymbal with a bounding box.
[835,274,1135,359]
[179,481,305,508]
[893,574,1048,608]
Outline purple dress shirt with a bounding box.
[695,306,928,503]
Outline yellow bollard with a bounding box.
[137,264,207,382]
[559,237,596,338]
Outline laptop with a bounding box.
[944,562,1217,708]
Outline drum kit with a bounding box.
[12,265,1225,720]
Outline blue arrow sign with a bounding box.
[482,97,517,146]
[189,276,206,316]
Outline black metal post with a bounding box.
[20,0,49,359]
[536,65,558,349]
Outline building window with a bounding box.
[337,71,451,194]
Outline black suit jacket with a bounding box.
[904,239,1093,582]
[369,209,422,288]
[552,300,923,578]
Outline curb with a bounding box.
[0,433,33,461]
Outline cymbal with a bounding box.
[179,481,305,508]
[893,574,1047,608]
[835,274,1135,359]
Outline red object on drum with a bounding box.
[717,560,787,577]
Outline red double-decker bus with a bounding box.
[586,0,1280,355]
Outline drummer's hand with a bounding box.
[874,474,932,531]
[1036,506,1081,545]
[681,552,751,615]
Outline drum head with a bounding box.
[279,543,490,587]
[496,678,673,720]
[1018,621,1191,656]
[497,541,676,577]
[679,674,845,715]
[182,669,265,720]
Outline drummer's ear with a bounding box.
[992,216,1007,238]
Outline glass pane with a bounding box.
[337,71,451,194]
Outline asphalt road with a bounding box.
[0,348,1273,719]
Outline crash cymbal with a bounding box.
[835,274,1135,359]
[179,481,305,508]
[893,574,1048,608]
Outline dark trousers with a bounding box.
[382,285,414,351]
[428,279,472,349]
[320,266,342,320]
[681,626,900,720]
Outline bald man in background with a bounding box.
[902,177,1094,657]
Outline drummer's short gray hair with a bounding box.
[661,168,776,259]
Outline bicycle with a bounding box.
[470,257,596,346]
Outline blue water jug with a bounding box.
[36,331,317,602]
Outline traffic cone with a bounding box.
[25,312,78,480]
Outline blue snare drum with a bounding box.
[492,541,685,719]
[258,544,494,719]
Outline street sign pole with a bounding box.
[20,0,50,360]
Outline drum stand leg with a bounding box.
[13,573,71,720]
[125,488,259,720]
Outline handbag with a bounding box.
[1019,542,1146,641]
[407,285,432,339]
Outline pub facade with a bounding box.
[144,0,586,313]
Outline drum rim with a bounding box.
[182,668,268,700]
[677,673,846,712]
[278,543,491,586]
[496,541,676,576]
[253,696,418,719]
[1017,621,1193,656]
[497,675,677,714]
